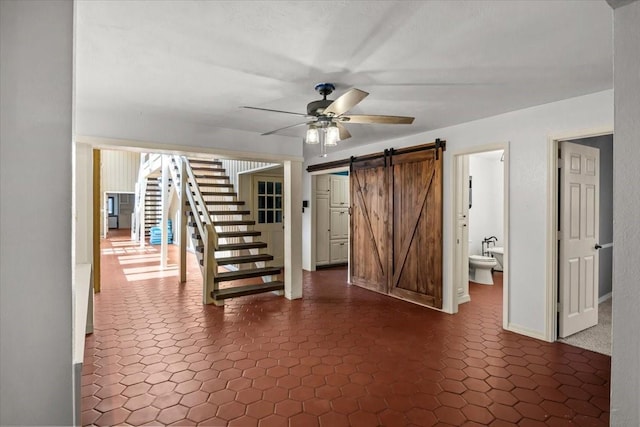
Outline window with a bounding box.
[107,196,115,215]
[257,180,283,224]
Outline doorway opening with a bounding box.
[452,143,509,327]
[548,132,613,354]
[310,169,350,281]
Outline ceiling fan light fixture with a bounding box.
[325,123,340,146]
[305,125,319,144]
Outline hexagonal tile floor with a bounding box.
[82,230,610,426]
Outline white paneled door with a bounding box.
[254,176,284,267]
[559,141,599,338]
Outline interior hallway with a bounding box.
[82,231,611,426]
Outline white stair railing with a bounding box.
[175,155,219,304]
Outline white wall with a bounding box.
[0,1,74,425]
[303,90,613,336]
[101,149,139,192]
[220,159,278,189]
[468,153,504,256]
[611,1,640,425]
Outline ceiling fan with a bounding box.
[242,83,414,148]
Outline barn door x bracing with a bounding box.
[350,144,443,309]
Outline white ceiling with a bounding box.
[76,1,613,157]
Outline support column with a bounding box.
[179,158,187,282]
[92,149,101,293]
[139,179,146,249]
[160,156,169,269]
[284,160,303,300]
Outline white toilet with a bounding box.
[469,255,498,285]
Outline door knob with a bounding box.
[595,244,602,250]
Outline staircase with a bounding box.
[143,176,173,237]
[173,157,284,304]
[143,177,162,237]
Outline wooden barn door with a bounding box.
[349,143,443,309]
[350,158,389,294]
[390,150,443,308]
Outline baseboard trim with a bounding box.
[506,322,548,342]
[598,292,612,304]
[458,294,470,304]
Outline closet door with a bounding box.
[350,158,388,294]
[390,150,443,308]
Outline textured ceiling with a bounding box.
[76,1,613,156]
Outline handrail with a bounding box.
[167,155,181,199]
[176,155,218,304]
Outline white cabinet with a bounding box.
[316,174,330,194]
[330,175,349,207]
[316,174,350,266]
[330,209,349,240]
[330,240,348,264]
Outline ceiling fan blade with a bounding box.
[261,121,310,136]
[323,88,369,116]
[336,122,351,141]
[341,114,414,125]
[242,106,308,117]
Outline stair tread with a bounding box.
[205,201,245,206]
[212,282,284,300]
[195,242,266,253]
[199,210,251,216]
[218,241,267,250]
[216,230,261,238]
[188,160,222,165]
[198,191,237,195]
[189,221,256,228]
[215,254,273,265]
[191,167,226,172]
[214,267,282,283]
[194,183,235,188]
[212,220,255,226]
[194,175,229,180]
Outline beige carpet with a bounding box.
[559,298,612,356]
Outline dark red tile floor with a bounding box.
[82,230,610,426]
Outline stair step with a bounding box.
[214,267,282,283]
[205,201,245,206]
[188,211,249,217]
[193,183,235,188]
[188,221,253,228]
[195,242,266,253]
[190,231,261,239]
[191,167,226,173]
[213,220,255,226]
[215,254,273,266]
[194,175,230,180]
[218,230,261,238]
[196,191,237,197]
[188,159,222,166]
[218,241,267,251]
[212,282,284,301]
[199,210,251,216]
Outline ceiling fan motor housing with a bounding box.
[308,83,337,116]
[307,99,333,116]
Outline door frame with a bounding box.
[545,126,613,342]
[308,167,351,280]
[451,142,509,329]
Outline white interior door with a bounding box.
[454,156,470,304]
[559,141,599,338]
[254,176,284,267]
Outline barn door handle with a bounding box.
[595,243,602,250]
